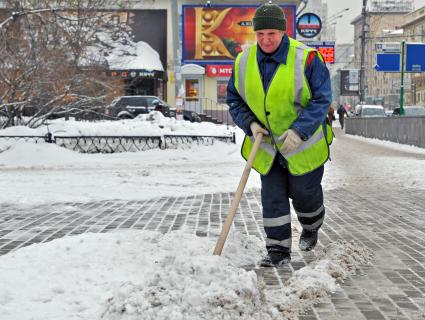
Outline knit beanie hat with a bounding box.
[253,3,286,31]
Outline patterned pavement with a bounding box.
[1,185,424,319]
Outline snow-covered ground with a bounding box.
[0,113,241,205]
[0,116,424,319]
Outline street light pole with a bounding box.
[359,0,368,103]
[171,0,182,105]
[399,40,405,115]
[327,8,350,21]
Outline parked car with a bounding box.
[385,109,393,117]
[392,105,425,116]
[105,95,175,119]
[182,110,202,122]
[355,104,386,117]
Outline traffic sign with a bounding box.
[375,42,401,53]
[374,53,400,72]
[405,43,425,72]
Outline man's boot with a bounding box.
[260,246,291,267]
[299,229,318,251]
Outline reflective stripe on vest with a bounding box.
[235,38,329,176]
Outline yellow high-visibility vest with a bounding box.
[234,38,332,176]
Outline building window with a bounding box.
[217,80,228,104]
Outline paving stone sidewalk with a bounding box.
[0,186,424,320]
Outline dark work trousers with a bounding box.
[338,115,345,129]
[260,154,325,253]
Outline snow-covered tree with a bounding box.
[0,0,135,128]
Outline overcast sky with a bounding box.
[327,0,425,43]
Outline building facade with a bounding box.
[351,9,412,108]
[1,0,305,112]
[402,6,425,105]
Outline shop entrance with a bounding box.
[181,64,205,113]
[182,76,204,113]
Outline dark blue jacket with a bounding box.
[226,35,332,141]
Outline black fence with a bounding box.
[0,133,236,153]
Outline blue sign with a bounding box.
[406,43,425,72]
[375,53,400,72]
[296,13,321,38]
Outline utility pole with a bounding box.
[399,40,405,115]
[359,0,368,103]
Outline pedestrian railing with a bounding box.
[0,133,236,153]
[0,135,48,143]
[183,97,234,125]
[345,116,425,148]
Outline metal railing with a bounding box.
[0,133,236,153]
[0,135,49,143]
[183,97,234,126]
[54,136,162,153]
[345,116,425,148]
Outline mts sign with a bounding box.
[206,65,233,77]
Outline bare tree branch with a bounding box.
[0,0,132,128]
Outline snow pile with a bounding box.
[270,240,372,319]
[0,112,231,137]
[315,239,372,280]
[0,226,372,320]
[0,230,278,320]
[101,232,271,320]
[0,140,85,168]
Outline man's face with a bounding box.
[255,29,285,53]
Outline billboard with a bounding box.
[182,5,296,64]
[340,69,359,96]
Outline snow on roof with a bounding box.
[107,41,164,72]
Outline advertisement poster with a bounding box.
[301,41,335,64]
[340,69,359,96]
[296,13,322,39]
[183,5,296,64]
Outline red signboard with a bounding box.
[183,5,296,64]
[317,47,335,64]
[206,65,233,77]
[301,41,335,65]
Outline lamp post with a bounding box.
[327,8,350,22]
[399,40,405,115]
[322,8,349,40]
[171,0,182,106]
[359,0,368,103]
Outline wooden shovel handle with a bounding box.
[213,132,263,256]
